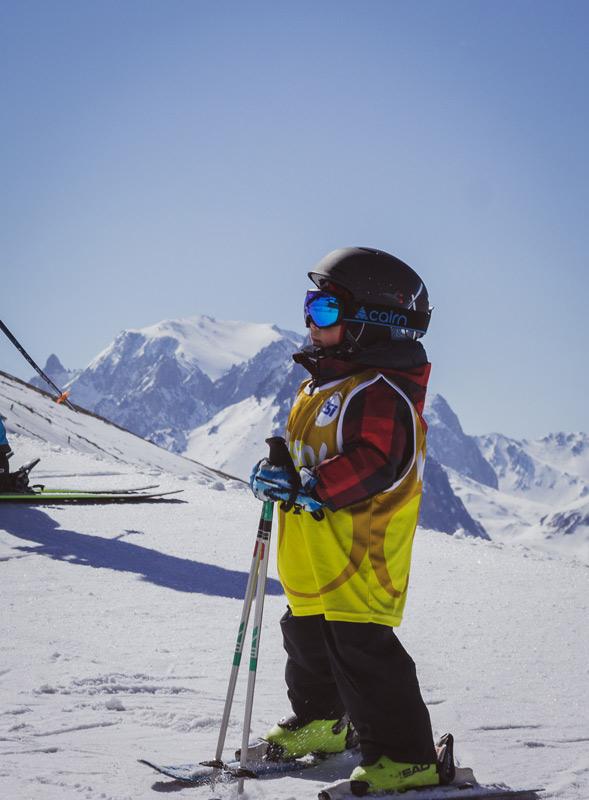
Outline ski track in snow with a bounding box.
[32,722,121,739]
[33,674,198,698]
[0,412,588,798]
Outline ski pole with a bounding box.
[0,320,76,410]
[209,500,271,769]
[206,437,287,786]
[236,436,293,794]
[237,499,273,794]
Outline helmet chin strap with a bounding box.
[307,328,361,360]
[304,319,422,361]
[344,324,363,349]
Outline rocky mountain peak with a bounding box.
[28,354,80,393]
[425,393,499,489]
[45,353,66,373]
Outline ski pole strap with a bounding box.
[265,436,300,512]
[264,436,325,521]
[265,436,296,471]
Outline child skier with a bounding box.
[250,246,441,794]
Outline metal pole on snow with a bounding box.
[205,436,293,792]
[237,499,273,794]
[211,499,274,772]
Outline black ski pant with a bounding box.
[0,449,10,490]
[280,608,436,764]
[0,447,10,476]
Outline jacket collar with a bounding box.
[293,340,431,414]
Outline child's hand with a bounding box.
[249,460,295,494]
[249,460,325,514]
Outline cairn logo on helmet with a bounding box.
[354,306,409,328]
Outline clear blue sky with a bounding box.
[1,0,587,438]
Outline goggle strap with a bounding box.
[342,304,430,333]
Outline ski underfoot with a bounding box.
[139,753,541,799]
[1,458,182,502]
[39,483,160,494]
[0,488,184,503]
[318,769,542,799]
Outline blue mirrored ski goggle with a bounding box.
[305,289,432,335]
[304,291,346,328]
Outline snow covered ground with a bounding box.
[1,378,588,800]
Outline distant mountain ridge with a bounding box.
[51,316,304,453]
[26,315,588,557]
[472,430,589,550]
[425,394,498,489]
[28,354,81,394]
[434,417,589,558]
[28,316,483,539]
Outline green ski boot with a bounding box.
[262,713,357,760]
[347,733,455,795]
[349,757,439,794]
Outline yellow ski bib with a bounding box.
[278,371,427,627]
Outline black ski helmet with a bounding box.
[309,247,431,345]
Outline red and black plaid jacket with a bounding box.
[295,355,431,511]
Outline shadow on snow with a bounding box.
[0,507,283,600]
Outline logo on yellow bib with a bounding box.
[316,392,342,427]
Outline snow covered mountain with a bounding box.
[476,431,589,506]
[425,394,498,489]
[415,395,589,561]
[57,316,304,453]
[184,354,307,479]
[465,430,589,559]
[2,365,589,800]
[24,316,589,554]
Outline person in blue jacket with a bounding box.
[0,418,33,493]
[0,417,12,481]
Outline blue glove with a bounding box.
[249,460,294,495]
[249,460,325,514]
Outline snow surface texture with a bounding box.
[1,375,588,800]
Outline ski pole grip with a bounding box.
[265,436,305,514]
[265,436,293,468]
